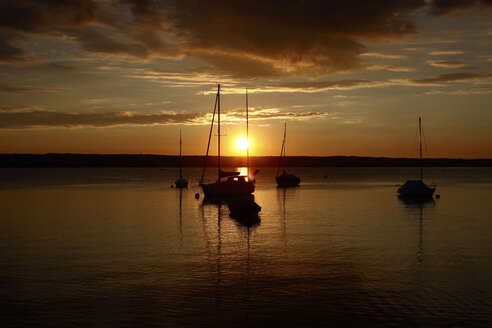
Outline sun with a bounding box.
[236,137,249,151]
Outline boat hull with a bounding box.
[397,180,435,198]
[200,180,254,198]
[276,173,300,188]
[175,178,189,188]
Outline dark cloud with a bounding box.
[40,62,75,71]
[0,108,205,129]
[0,0,491,76]
[118,0,162,29]
[0,0,98,32]
[0,84,62,93]
[166,0,426,76]
[188,52,290,78]
[430,0,492,15]
[0,106,327,129]
[0,30,25,61]
[78,28,150,58]
[0,0,98,62]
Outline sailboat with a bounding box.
[199,84,255,198]
[174,130,189,188]
[398,117,436,198]
[276,123,300,187]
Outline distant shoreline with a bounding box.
[1,154,491,167]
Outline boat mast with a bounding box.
[200,88,218,182]
[283,123,286,174]
[217,84,221,180]
[419,116,422,181]
[179,129,182,179]
[277,123,286,177]
[246,89,249,177]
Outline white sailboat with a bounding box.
[398,117,436,198]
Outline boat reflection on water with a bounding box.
[200,201,224,305]
[178,188,183,243]
[398,195,436,207]
[399,196,436,262]
[203,195,261,228]
[200,198,259,312]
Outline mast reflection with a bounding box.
[399,196,436,262]
[200,199,223,304]
[179,188,183,243]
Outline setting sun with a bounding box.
[236,137,249,151]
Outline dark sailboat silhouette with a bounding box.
[398,117,436,198]
[226,90,261,223]
[199,84,255,198]
[276,123,300,187]
[174,130,189,188]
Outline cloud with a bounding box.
[360,52,406,59]
[78,28,150,58]
[117,0,164,29]
[0,106,327,129]
[429,50,464,55]
[0,108,207,129]
[0,84,63,93]
[427,60,472,68]
[222,107,329,122]
[163,1,431,76]
[199,79,389,95]
[0,0,491,77]
[429,0,492,15]
[392,72,492,86]
[0,0,98,32]
[0,30,26,62]
[426,88,492,95]
[0,0,98,62]
[366,64,417,72]
[403,47,425,51]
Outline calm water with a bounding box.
[1,167,491,327]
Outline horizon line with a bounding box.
[1,153,491,161]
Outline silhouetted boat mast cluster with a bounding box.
[173,85,439,221]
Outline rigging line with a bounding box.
[201,90,218,182]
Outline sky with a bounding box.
[0,0,491,158]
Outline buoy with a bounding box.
[195,193,200,199]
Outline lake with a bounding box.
[1,167,491,327]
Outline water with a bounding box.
[1,167,491,327]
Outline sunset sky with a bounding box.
[0,0,491,158]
